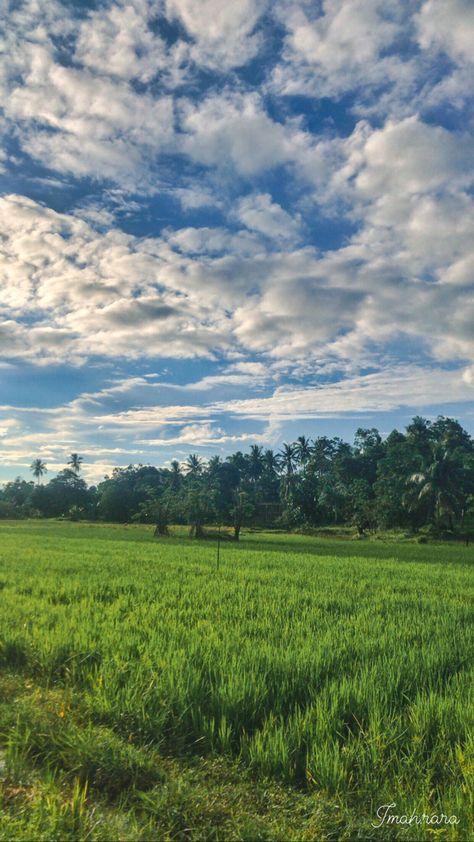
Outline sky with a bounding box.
[0,0,474,484]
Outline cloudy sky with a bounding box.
[1,0,474,482]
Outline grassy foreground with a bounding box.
[0,522,473,840]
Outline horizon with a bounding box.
[1,0,474,484]
[5,410,471,488]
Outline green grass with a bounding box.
[0,521,473,840]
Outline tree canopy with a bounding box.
[3,417,474,538]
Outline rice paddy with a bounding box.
[0,521,473,840]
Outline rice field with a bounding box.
[0,521,473,840]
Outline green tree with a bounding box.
[185,453,203,477]
[348,479,375,536]
[30,459,47,485]
[247,445,264,483]
[263,449,280,474]
[68,453,83,474]
[279,442,297,504]
[230,491,255,541]
[184,485,217,538]
[410,445,466,530]
[295,436,312,470]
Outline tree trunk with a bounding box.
[154,523,169,537]
[190,522,205,538]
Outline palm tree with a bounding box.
[311,436,335,478]
[279,442,297,501]
[169,460,182,490]
[279,442,296,476]
[68,453,83,474]
[185,453,203,477]
[207,455,222,477]
[30,459,47,485]
[409,446,464,529]
[263,449,280,474]
[247,444,264,482]
[295,435,312,470]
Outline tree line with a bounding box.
[2,416,474,538]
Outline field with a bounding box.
[0,522,473,841]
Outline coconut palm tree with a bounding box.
[185,453,203,477]
[247,444,264,482]
[263,449,280,474]
[169,460,182,490]
[295,435,312,470]
[30,459,47,485]
[310,436,336,478]
[279,442,297,476]
[279,442,297,501]
[207,455,222,477]
[409,445,464,529]
[68,453,83,474]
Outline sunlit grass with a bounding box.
[0,521,473,840]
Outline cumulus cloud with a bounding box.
[348,117,474,200]
[234,193,301,242]
[5,44,174,189]
[272,0,409,101]
[417,0,474,64]
[165,0,267,69]
[180,91,305,176]
[0,195,231,362]
[74,0,180,84]
[1,0,474,480]
[2,177,474,372]
[0,0,280,189]
[271,0,474,121]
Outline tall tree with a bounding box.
[247,445,264,483]
[30,459,47,485]
[279,442,298,504]
[263,449,280,474]
[295,436,312,470]
[169,460,182,490]
[410,445,465,529]
[279,442,297,477]
[68,453,83,474]
[185,453,203,477]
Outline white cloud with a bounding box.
[5,45,174,189]
[165,226,262,256]
[272,0,408,100]
[180,92,305,176]
[417,0,474,64]
[0,0,473,482]
[173,186,221,210]
[75,0,178,84]
[216,366,474,420]
[141,422,261,447]
[272,0,474,121]
[2,176,474,373]
[0,195,231,362]
[165,0,267,70]
[348,116,473,199]
[2,363,473,484]
[235,193,301,242]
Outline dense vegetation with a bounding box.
[2,416,474,538]
[0,522,473,840]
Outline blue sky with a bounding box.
[1,0,474,483]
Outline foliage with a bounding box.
[3,416,474,538]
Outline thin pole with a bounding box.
[217,525,221,571]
